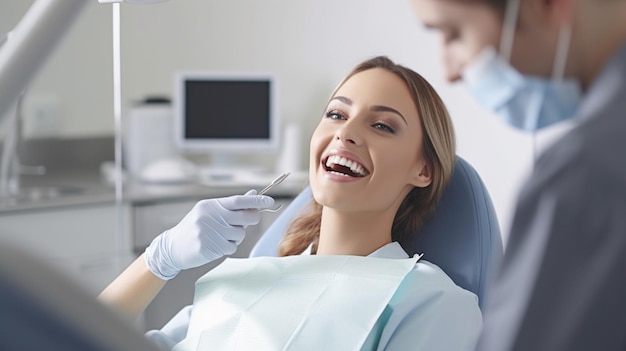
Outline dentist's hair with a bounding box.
[278,56,456,256]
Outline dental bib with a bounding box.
[173,254,420,351]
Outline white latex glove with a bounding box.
[145,190,274,280]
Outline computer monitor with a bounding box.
[174,71,279,169]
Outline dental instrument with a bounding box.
[257,172,290,212]
[258,172,290,195]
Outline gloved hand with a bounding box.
[145,190,274,280]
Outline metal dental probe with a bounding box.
[257,172,291,212]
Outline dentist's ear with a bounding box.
[410,162,432,188]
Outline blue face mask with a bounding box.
[462,0,581,132]
[462,47,581,131]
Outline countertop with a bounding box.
[0,170,309,214]
[0,137,308,214]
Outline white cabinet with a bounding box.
[0,203,133,295]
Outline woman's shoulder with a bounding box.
[412,259,461,285]
[374,260,482,350]
[369,242,478,303]
[393,259,479,306]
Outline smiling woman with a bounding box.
[99,56,480,351]
[279,56,456,258]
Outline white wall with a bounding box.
[1,0,540,241]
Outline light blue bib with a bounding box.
[173,254,420,351]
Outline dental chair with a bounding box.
[0,242,160,351]
[251,156,503,307]
[142,156,503,347]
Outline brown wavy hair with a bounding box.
[278,56,456,256]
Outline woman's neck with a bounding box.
[316,207,396,256]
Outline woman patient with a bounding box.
[100,56,481,350]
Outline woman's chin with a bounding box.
[312,189,361,211]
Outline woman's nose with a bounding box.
[334,120,362,145]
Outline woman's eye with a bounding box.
[373,122,396,134]
[325,110,346,120]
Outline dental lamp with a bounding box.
[0,0,169,126]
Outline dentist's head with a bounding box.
[411,0,626,131]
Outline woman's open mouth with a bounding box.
[323,155,370,177]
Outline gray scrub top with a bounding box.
[478,42,626,351]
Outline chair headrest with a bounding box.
[400,156,503,307]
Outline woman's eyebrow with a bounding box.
[370,105,407,125]
[331,96,352,105]
[331,95,408,125]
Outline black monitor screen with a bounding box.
[184,80,271,139]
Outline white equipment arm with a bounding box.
[0,0,169,125]
[0,0,87,123]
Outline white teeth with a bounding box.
[324,155,368,176]
[328,171,351,177]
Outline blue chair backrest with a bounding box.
[250,156,503,308]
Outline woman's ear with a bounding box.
[410,161,432,188]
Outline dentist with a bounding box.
[410,0,626,350]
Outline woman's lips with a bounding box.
[323,155,369,177]
[321,149,370,178]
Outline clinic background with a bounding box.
[0,0,569,244]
